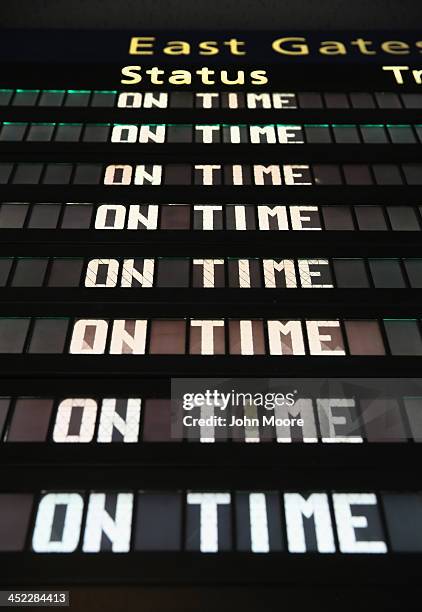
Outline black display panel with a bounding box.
[0,29,421,605]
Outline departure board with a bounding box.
[0,29,422,596]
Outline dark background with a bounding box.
[1,2,421,610]
[0,0,421,30]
